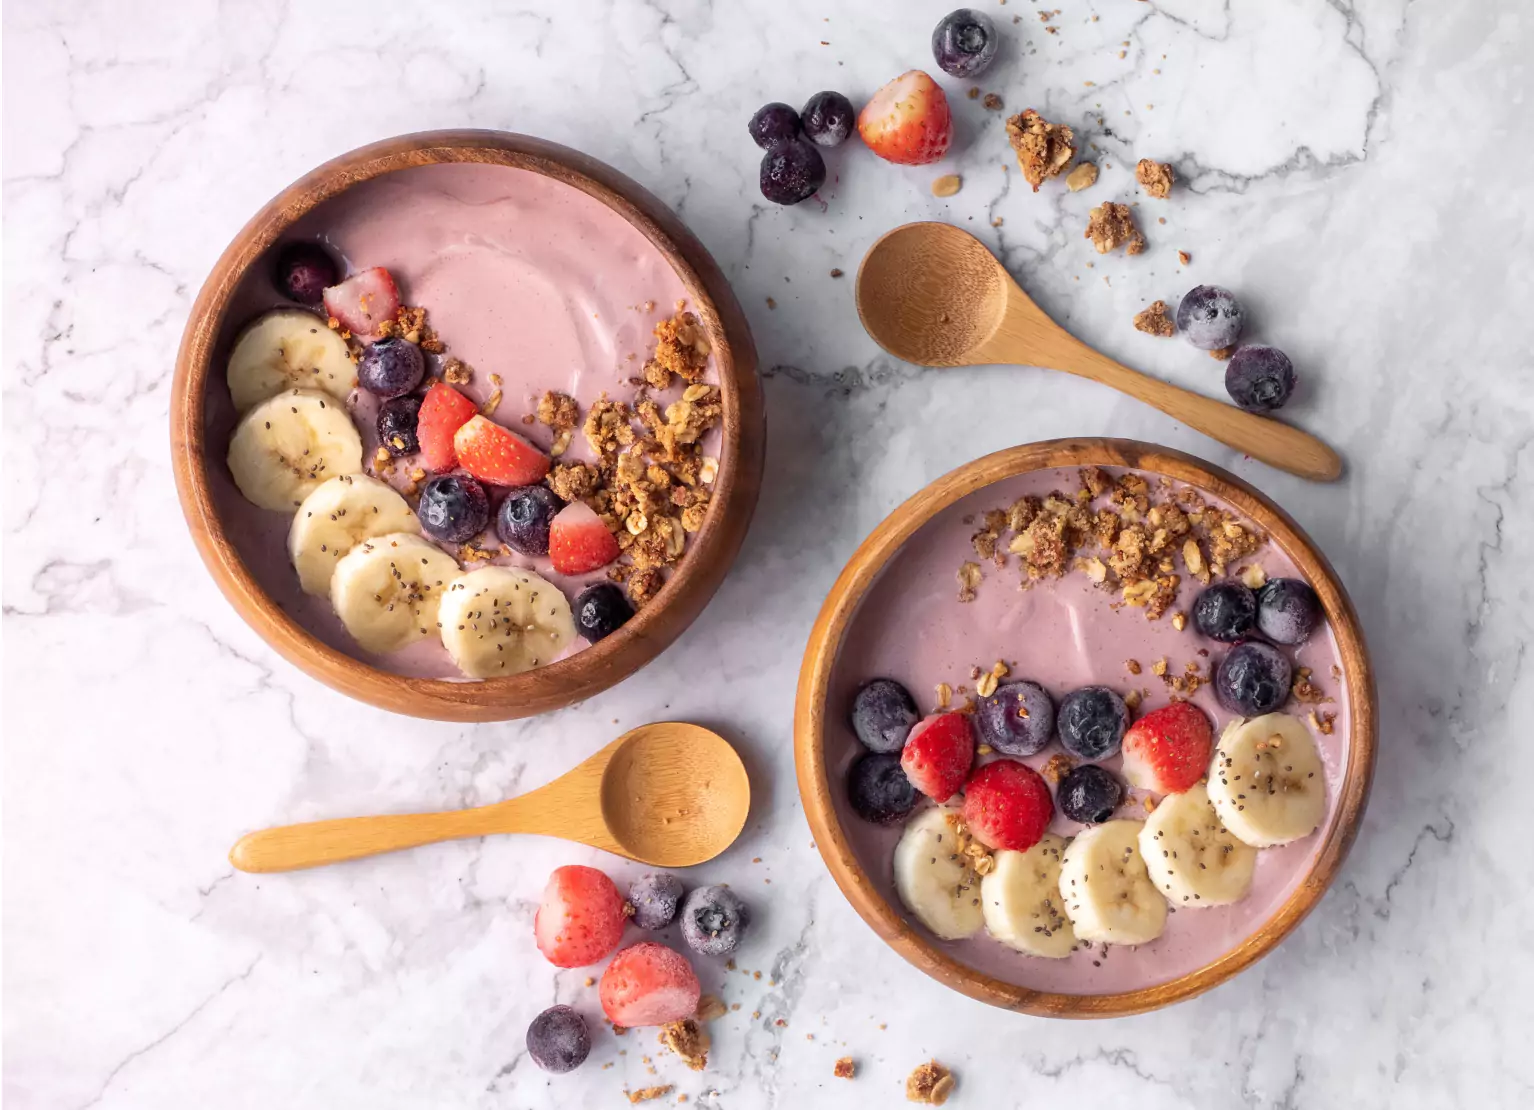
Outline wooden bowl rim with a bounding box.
[793,438,1377,1018]
[170,130,762,721]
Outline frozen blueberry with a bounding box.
[1257,578,1322,645]
[496,485,562,555]
[357,337,425,398]
[931,8,999,79]
[273,242,338,305]
[846,752,919,825]
[628,872,685,930]
[974,680,1055,756]
[850,679,919,753]
[376,395,421,457]
[574,582,633,643]
[680,885,750,957]
[748,102,801,149]
[759,141,826,206]
[1175,285,1244,351]
[1215,641,1293,716]
[1058,764,1124,826]
[1225,345,1296,413]
[800,91,855,148]
[417,474,489,543]
[1057,686,1130,760]
[1192,582,1258,643]
[526,1005,590,1074]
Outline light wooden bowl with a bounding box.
[171,131,764,721]
[794,439,1376,1017]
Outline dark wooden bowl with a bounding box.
[171,131,764,721]
[794,439,1376,1017]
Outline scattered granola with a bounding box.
[643,312,711,390]
[931,174,962,197]
[441,357,472,385]
[1291,667,1327,704]
[957,561,983,602]
[1177,250,1192,266]
[376,304,444,352]
[1065,161,1099,192]
[834,1057,856,1079]
[1085,202,1146,255]
[1006,109,1076,191]
[657,1019,709,1071]
[906,1061,955,1106]
[1133,300,1176,337]
[626,1085,674,1104]
[1135,158,1175,198]
[983,92,1004,111]
[1210,346,1236,361]
[1041,751,1076,784]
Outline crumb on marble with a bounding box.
[1133,300,1176,337]
[1066,161,1099,192]
[906,1061,955,1105]
[1135,158,1175,199]
[1006,109,1076,191]
[1085,202,1146,255]
[835,1057,856,1079]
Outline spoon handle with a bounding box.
[228,806,514,872]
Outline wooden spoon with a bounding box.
[855,222,1342,482]
[228,723,750,873]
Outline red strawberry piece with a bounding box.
[533,865,627,968]
[321,267,400,338]
[416,383,479,472]
[549,501,620,575]
[961,759,1052,852]
[453,415,551,487]
[600,942,701,1028]
[856,70,953,166]
[1121,702,1214,795]
[899,712,974,803]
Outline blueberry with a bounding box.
[357,337,425,399]
[417,474,489,543]
[931,8,999,78]
[759,141,826,206]
[1215,641,1293,716]
[850,679,919,753]
[574,582,633,643]
[1192,582,1258,643]
[1256,577,1322,645]
[748,102,801,149]
[1058,764,1124,826]
[377,395,421,457]
[680,884,750,957]
[1175,285,1244,351]
[1225,345,1296,413]
[975,680,1055,756]
[800,91,855,148]
[628,872,685,930]
[496,485,562,555]
[1057,686,1130,760]
[846,752,919,824]
[526,1005,590,1074]
[273,242,338,305]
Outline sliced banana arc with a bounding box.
[227,389,363,512]
[1139,784,1257,908]
[288,475,420,597]
[1059,819,1167,946]
[329,532,462,655]
[437,566,576,679]
[1207,713,1327,848]
[893,806,985,941]
[981,834,1077,958]
[227,309,354,412]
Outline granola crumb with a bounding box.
[1152,657,1169,677]
[1309,709,1337,735]
[1177,250,1192,266]
[1208,345,1236,361]
[983,92,1004,111]
[1085,202,1146,255]
[766,296,777,309]
[967,86,980,100]
[834,1057,856,1079]
[1171,611,1188,631]
[584,976,596,987]
[957,561,982,602]
[1124,688,1143,711]
[906,1061,955,1105]
[537,391,579,432]
[936,682,953,710]
[1135,158,1175,199]
[931,174,962,197]
[657,1018,709,1071]
[1006,109,1076,191]
[694,994,727,1023]
[441,357,472,385]
[626,1086,674,1104]
[1041,752,1076,784]
[1126,659,1142,675]
[1132,300,1176,337]
[830,268,844,278]
[1065,161,1099,192]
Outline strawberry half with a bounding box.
[549,501,620,575]
[453,415,551,487]
[321,267,400,338]
[416,383,479,472]
[899,712,974,802]
[857,70,953,166]
[533,865,628,968]
[961,759,1052,851]
[1121,702,1214,795]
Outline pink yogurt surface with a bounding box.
[205,163,712,678]
[828,467,1351,995]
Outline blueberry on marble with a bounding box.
[526,1005,590,1074]
[759,141,826,206]
[1175,285,1244,351]
[1192,582,1258,643]
[801,91,855,148]
[974,679,1055,756]
[680,884,750,957]
[574,582,633,643]
[847,752,919,825]
[496,485,562,555]
[1215,641,1293,716]
[1057,686,1130,760]
[273,242,338,305]
[417,474,489,543]
[931,8,999,79]
[357,337,425,399]
[628,872,685,930]
[749,102,801,149]
[1256,578,1322,645]
[850,678,919,753]
[376,395,421,457]
[1057,764,1124,825]
[1225,345,1296,413]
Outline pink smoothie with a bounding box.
[828,467,1351,995]
[205,163,713,678]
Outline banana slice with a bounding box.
[981,834,1077,958]
[227,309,355,412]
[893,807,984,941]
[329,533,462,655]
[437,566,576,679]
[1207,713,1327,848]
[288,475,420,597]
[1058,820,1167,946]
[227,389,363,511]
[1139,784,1257,908]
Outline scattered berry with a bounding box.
[1192,582,1258,643]
[1175,285,1244,351]
[416,383,479,472]
[1057,686,1130,760]
[974,679,1055,756]
[526,1005,590,1074]
[847,752,920,825]
[679,885,750,957]
[850,678,919,753]
[1057,764,1124,825]
[357,336,425,398]
[961,759,1053,852]
[496,484,562,555]
[760,140,826,205]
[574,582,634,642]
[273,242,338,305]
[801,91,855,148]
[416,474,489,543]
[600,942,701,1028]
[321,266,400,338]
[748,102,801,149]
[534,865,628,968]
[899,712,975,803]
[548,501,621,575]
[1215,641,1293,716]
[628,873,685,931]
[1225,345,1296,413]
[931,8,999,79]
[858,71,953,166]
[376,395,421,457]
[1256,578,1322,645]
[1121,702,1214,795]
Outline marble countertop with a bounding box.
[5,1,1532,1106]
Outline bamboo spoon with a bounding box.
[855,222,1342,482]
[228,723,750,873]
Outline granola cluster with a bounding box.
[657,1018,709,1071]
[375,305,444,353]
[1133,300,1176,337]
[1085,202,1147,255]
[642,311,711,389]
[1135,158,1175,199]
[1006,109,1076,191]
[906,1060,956,1106]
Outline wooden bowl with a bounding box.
[794,439,1376,1017]
[171,131,764,721]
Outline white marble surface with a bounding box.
[4,0,1533,1106]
